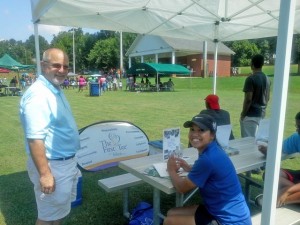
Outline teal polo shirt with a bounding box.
[20,75,80,159]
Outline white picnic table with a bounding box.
[119,137,266,225]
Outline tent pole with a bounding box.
[203,41,208,78]
[73,28,76,74]
[213,21,219,95]
[261,0,296,224]
[34,23,41,76]
[213,41,218,95]
[120,31,123,78]
[156,73,159,92]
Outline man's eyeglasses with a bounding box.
[43,61,69,70]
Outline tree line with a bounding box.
[0,28,299,74]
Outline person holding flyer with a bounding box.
[164,114,251,225]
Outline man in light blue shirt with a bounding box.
[20,48,80,225]
[257,112,300,207]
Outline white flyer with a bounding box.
[162,127,180,160]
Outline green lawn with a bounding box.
[239,64,299,76]
[0,71,300,225]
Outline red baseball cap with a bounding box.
[205,94,220,110]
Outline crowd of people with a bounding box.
[18,48,299,225]
[3,69,174,95]
[60,71,123,92]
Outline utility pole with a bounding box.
[73,28,76,74]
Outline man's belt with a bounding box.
[47,154,75,161]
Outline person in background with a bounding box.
[145,77,150,87]
[126,76,131,91]
[164,114,251,225]
[78,75,86,92]
[112,76,118,91]
[256,112,300,208]
[20,75,26,90]
[200,94,234,140]
[10,76,18,87]
[100,76,107,92]
[19,48,81,225]
[167,78,174,86]
[118,80,123,90]
[240,54,271,138]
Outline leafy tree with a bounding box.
[88,37,119,71]
[50,28,87,73]
[25,35,50,64]
[121,32,138,70]
[253,39,270,63]
[0,39,31,64]
[227,40,260,67]
[293,34,300,74]
[80,31,103,72]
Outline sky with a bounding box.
[0,0,98,43]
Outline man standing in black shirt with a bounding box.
[240,54,271,138]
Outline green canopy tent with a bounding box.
[127,63,191,92]
[127,63,191,76]
[0,54,35,87]
[0,54,33,70]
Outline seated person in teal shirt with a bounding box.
[257,112,300,207]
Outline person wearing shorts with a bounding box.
[164,114,251,225]
[240,54,271,138]
[258,112,300,207]
[20,48,80,225]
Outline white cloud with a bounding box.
[39,24,67,35]
[27,24,71,42]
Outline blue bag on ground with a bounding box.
[128,201,154,225]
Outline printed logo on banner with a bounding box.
[101,132,127,154]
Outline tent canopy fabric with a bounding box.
[127,63,191,76]
[0,68,10,73]
[30,0,300,42]
[0,54,33,70]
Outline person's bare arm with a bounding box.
[167,156,196,193]
[28,139,55,194]
[240,92,253,120]
[277,183,300,207]
[176,157,192,172]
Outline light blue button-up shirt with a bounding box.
[20,75,80,159]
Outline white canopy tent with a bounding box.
[30,0,300,224]
[30,0,300,93]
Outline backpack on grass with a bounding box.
[128,201,155,225]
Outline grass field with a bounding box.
[0,68,300,225]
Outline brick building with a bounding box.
[126,35,234,77]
